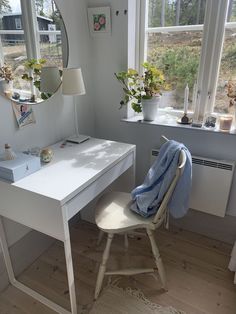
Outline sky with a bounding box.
[8,0,52,15]
[9,0,21,13]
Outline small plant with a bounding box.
[22,58,46,88]
[21,58,49,100]
[0,64,13,83]
[22,58,62,100]
[115,62,166,113]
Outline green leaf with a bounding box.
[131,102,142,113]
[123,88,131,95]
[41,92,51,100]
[34,80,40,89]
[142,95,152,100]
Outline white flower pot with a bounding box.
[142,96,161,121]
[0,80,13,96]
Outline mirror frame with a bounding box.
[0,0,69,104]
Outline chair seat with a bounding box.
[95,192,153,233]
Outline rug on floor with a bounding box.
[89,285,185,314]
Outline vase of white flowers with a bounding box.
[115,62,167,121]
[0,64,14,96]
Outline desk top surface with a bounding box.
[12,138,135,204]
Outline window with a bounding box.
[137,0,230,122]
[15,18,22,30]
[0,2,28,95]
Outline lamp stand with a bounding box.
[66,96,90,144]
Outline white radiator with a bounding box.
[151,150,235,217]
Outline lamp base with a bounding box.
[66,134,90,144]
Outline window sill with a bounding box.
[121,114,236,136]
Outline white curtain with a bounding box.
[228,242,236,284]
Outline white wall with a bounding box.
[86,0,236,241]
[57,0,95,136]
[0,0,95,249]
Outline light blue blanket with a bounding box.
[130,140,192,218]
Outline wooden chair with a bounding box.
[94,146,187,299]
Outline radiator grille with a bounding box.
[152,150,233,171]
[192,157,233,171]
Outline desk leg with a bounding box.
[62,206,77,314]
[0,216,74,314]
[0,217,16,285]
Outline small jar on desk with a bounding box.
[219,115,233,131]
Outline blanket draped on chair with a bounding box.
[131,140,192,218]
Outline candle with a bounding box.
[219,115,233,131]
[193,90,201,122]
[184,84,189,114]
[192,82,197,109]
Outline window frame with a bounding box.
[15,17,22,30]
[135,0,231,122]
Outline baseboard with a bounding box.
[170,209,236,244]
[0,229,54,292]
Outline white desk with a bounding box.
[0,138,136,314]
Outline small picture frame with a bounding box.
[12,102,36,128]
[87,7,111,35]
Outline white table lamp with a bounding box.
[62,68,90,144]
[40,66,61,94]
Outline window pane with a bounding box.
[227,0,236,22]
[0,1,30,97]
[146,1,206,111]
[148,0,206,27]
[214,27,236,114]
[147,30,203,111]
[38,2,63,69]
[40,39,63,68]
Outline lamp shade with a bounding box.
[62,68,86,95]
[40,66,61,93]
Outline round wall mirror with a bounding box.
[0,0,68,104]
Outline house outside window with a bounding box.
[137,0,234,123]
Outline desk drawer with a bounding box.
[66,152,134,220]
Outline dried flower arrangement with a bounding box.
[227,81,236,108]
[0,64,14,83]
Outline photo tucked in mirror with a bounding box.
[0,0,68,104]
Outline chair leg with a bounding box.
[97,230,104,245]
[147,229,167,291]
[94,233,114,299]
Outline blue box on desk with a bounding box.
[0,153,41,182]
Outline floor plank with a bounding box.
[0,220,235,314]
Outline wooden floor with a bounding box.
[0,220,236,314]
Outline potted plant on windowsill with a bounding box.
[0,64,14,97]
[115,62,167,121]
[21,58,47,102]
